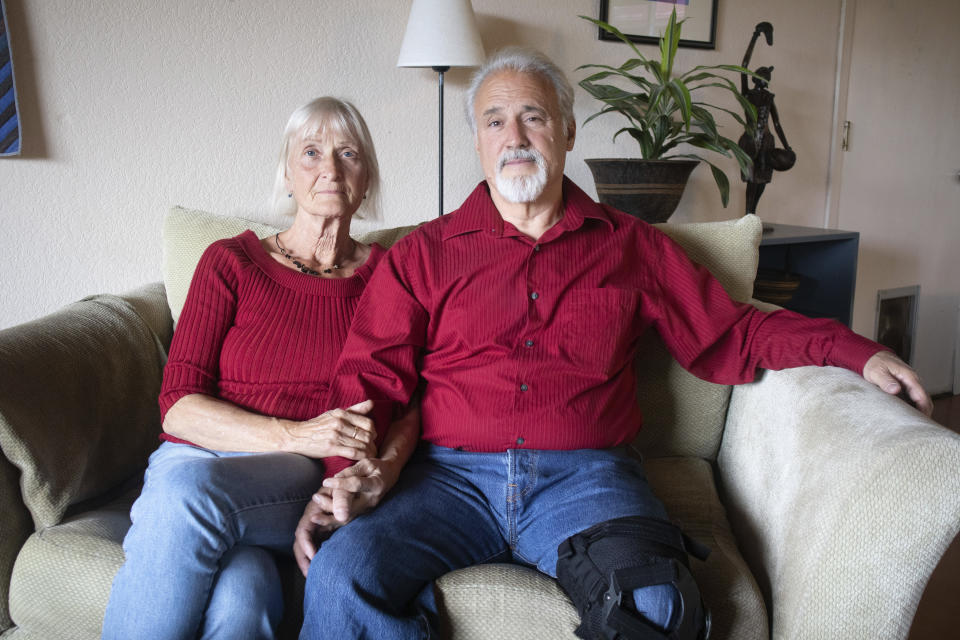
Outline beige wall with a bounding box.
[0,0,843,328]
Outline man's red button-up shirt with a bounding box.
[325,178,880,459]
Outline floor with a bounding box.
[907,393,959,639]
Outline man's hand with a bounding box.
[322,456,402,523]
[292,457,405,577]
[293,488,342,577]
[863,350,933,416]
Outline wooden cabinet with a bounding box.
[757,223,859,327]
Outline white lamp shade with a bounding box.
[397,0,485,68]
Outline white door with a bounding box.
[834,0,960,394]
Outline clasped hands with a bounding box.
[292,400,400,576]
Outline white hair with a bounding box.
[464,47,575,136]
[272,97,381,220]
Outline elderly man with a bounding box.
[297,48,931,640]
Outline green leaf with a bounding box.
[582,105,624,127]
[579,80,637,102]
[613,127,654,158]
[691,101,750,129]
[680,71,723,84]
[690,105,719,138]
[709,162,731,207]
[680,63,760,81]
[665,153,730,207]
[648,84,667,114]
[660,9,681,80]
[579,15,645,60]
[686,137,730,156]
[718,137,754,171]
[666,80,693,128]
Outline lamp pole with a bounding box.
[397,0,484,217]
[433,66,449,218]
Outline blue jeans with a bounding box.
[301,444,678,639]
[102,442,325,640]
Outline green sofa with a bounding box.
[1,208,958,639]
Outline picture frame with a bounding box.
[598,0,718,50]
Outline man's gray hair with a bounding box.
[465,47,575,136]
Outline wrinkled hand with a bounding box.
[292,457,402,578]
[293,487,342,577]
[284,400,377,460]
[321,456,401,523]
[863,350,933,416]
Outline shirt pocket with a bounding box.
[560,288,640,376]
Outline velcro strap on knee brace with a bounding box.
[556,516,711,640]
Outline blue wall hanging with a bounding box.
[1,0,22,156]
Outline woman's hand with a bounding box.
[282,400,377,459]
[293,487,342,577]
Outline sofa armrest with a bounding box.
[0,455,33,632]
[718,366,960,639]
[0,283,172,631]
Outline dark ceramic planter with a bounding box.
[585,158,699,223]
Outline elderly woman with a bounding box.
[101,98,418,640]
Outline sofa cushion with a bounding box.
[0,294,168,531]
[655,215,761,305]
[645,456,768,640]
[162,207,282,325]
[9,456,765,640]
[435,563,580,638]
[431,456,767,639]
[8,492,134,638]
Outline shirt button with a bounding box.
[530,292,539,300]
[525,339,534,347]
[516,437,525,445]
[534,244,541,252]
[520,383,529,392]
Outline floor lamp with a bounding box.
[397,0,484,217]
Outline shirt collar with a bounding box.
[441,177,617,242]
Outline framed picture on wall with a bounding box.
[598,0,718,50]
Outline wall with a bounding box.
[836,0,960,395]
[0,0,844,330]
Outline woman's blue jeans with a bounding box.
[101,442,325,640]
[301,444,679,639]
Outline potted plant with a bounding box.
[578,9,756,222]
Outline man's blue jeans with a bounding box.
[102,442,325,640]
[301,444,678,639]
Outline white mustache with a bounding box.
[497,149,543,171]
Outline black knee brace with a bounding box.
[556,516,711,640]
